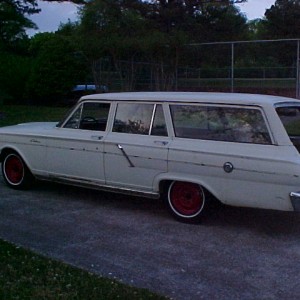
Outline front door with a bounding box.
[46,101,111,184]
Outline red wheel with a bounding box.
[3,154,24,185]
[2,152,33,189]
[168,181,205,222]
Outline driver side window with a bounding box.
[64,102,110,131]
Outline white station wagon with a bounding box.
[1,92,300,222]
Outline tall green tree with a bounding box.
[26,33,87,104]
[41,0,86,3]
[263,0,300,39]
[168,2,248,70]
[193,4,248,42]
[0,52,32,103]
[0,0,88,49]
[258,0,300,67]
[78,0,150,90]
[0,0,92,104]
[147,0,247,35]
[0,1,39,102]
[0,0,39,49]
[77,0,249,90]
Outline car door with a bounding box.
[104,102,169,192]
[46,101,111,184]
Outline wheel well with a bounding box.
[159,179,219,204]
[1,147,35,188]
[0,148,16,163]
[159,180,172,196]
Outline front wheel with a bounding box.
[167,181,206,223]
[2,152,34,189]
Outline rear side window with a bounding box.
[170,105,271,144]
[113,103,167,136]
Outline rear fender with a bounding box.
[153,172,221,202]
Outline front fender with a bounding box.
[0,145,32,171]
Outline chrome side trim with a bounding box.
[290,192,300,212]
[36,175,160,199]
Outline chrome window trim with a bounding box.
[149,104,157,136]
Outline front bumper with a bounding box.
[290,192,300,211]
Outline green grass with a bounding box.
[0,240,166,300]
[0,105,68,127]
[178,78,296,89]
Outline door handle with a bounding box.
[91,135,103,140]
[154,141,168,146]
[117,144,135,167]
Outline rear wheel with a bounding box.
[2,152,33,189]
[167,181,206,223]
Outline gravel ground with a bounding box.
[0,174,300,300]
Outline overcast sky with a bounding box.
[27,0,276,36]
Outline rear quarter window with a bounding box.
[276,106,300,152]
[170,104,271,144]
[276,107,300,136]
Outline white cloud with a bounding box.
[236,0,276,20]
[27,0,79,36]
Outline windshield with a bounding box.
[56,103,79,127]
[276,104,300,152]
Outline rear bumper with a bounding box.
[290,192,300,211]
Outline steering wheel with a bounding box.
[81,116,96,123]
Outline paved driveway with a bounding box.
[1,174,300,300]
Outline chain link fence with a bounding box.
[90,39,300,99]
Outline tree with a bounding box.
[77,0,249,91]
[0,0,91,104]
[263,0,300,39]
[78,0,151,91]
[0,52,32,103]
[173,2,249,71]
[0,1,40,102]
[147,0,247,35]
[0,0,88,50]
[193,4,248,42]
[259,0,300,67]
[0,0,40,49]
[41,0,86,3]
[26,33,88,104]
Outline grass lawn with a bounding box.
[0,104,167,300]
[0,240,166,300]
[178,77,296,89]
[0,104,68,127]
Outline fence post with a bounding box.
[297,40,300,99]
[231,43,234,93]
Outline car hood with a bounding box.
[0,122,58,134]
